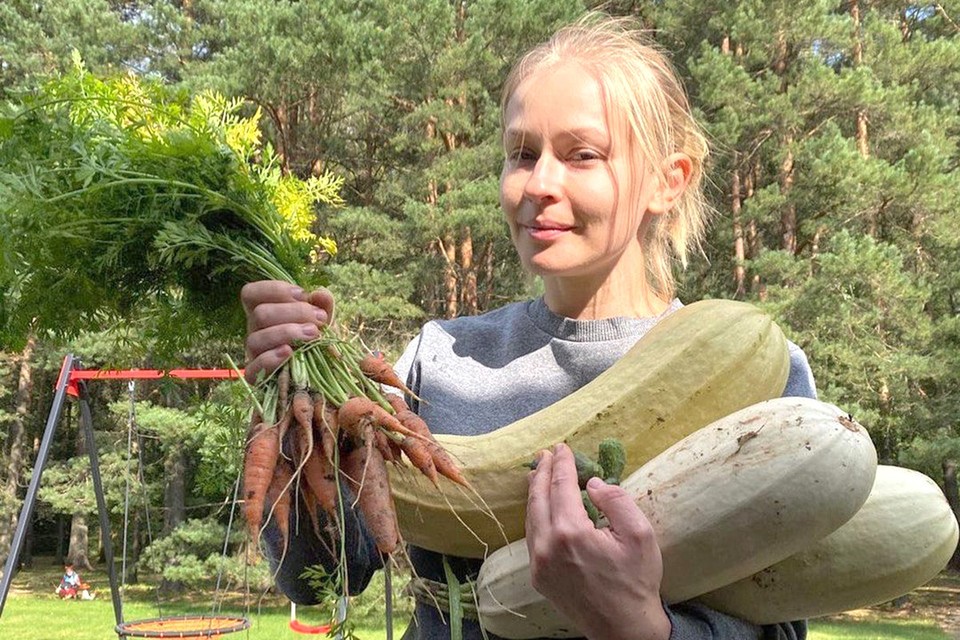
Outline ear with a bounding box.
[647,153,693,215]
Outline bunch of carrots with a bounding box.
[242,337,468,559]
[0,61,467,566]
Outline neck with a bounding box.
[541,257,670,320]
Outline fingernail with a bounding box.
[290,286,306,301]
[315,309,328,324]
[302,323,320,339]
[553,443,564,454]
[587,477,604,490]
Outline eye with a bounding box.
[506,147,537,163]
[569,148,602,163]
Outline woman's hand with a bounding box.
[240,280,335,384]
[525,444,671,640]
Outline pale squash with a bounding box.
[475,397,878,639]
[697,464,959,624]
[389,300,791,558]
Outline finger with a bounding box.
[585,477,649,536]
[246,323,320,362]
[547,443,591,527]
[246,300,329,333]
[525,449,554,538]
[244,345,294,384]
[241,280,306,314]
[307,287,335,322]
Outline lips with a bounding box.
[520,223,573,242]
[520,221,574,241]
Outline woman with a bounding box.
[243,13,814,640]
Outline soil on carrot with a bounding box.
[820,572,960,638]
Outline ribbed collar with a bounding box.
[525,296,683,342]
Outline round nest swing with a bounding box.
[115,615,250,639]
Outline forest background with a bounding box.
[0,0,958,594]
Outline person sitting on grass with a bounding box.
[56,564,94,600]
[56,564,81,599]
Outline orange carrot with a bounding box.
[374,429,398,464]
[266,460,294,552]
[302,439,338,518]
[314,398,339,463]
[400,435,439,486]
[428,443,469,487]
[337,395,423,442]
[277,367,290,413]
[291,390,314,466]
[359,352,416,396]
[243,421,280,544]
[385,394,432,438]
[386,395,467,486]
[340,428,400,555]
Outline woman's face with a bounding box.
[499,62,659,282]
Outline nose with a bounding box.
[523,153,563,204]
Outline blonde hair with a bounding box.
[501,12,710,300]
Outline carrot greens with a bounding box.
[0,53,340,352]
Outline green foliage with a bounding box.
[191,382,250,500]
[899,431,960,487]
[137,517,260,588]
[0,58,340,353]
[0,0,141,99]
[761,231,936,460]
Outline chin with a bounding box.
[522,256,579,278]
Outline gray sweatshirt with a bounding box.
[268,297,814,640]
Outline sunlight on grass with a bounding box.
[0,596,408,640]
[0,560,411,640]
[809,618,951,640]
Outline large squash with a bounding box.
[698,464,959,624]
[389,300,791,558]
[475,398,878,638]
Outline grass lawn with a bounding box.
[3,559,957,640]
[0,558,410,640]
[809,618,952,640]
[0,596,408,640]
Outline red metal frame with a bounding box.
[65,361,245,397]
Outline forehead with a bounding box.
[503,62,612,139]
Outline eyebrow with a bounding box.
[503,126,610,147]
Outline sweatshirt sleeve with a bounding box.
[666,602,806,640]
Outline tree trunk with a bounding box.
[0,334,36,567]
[68,409,93,570]
[773,30,797,256]
[481,241,495,311]
[943,460,960,571]
[163,446,187,536]
[443,232,458,319]
[460,227,478,315]
[779,138,796,254]
[731,154,746,299]
[67,514,93,571]
[55,514,66,564]
[160,444,187,593]
[851,0,876,236]
[125,512,141,584]
[745,159,764,298]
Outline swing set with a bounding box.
[0,354,339,638]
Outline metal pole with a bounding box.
[78,382,124,631]
[0,355,76,617]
